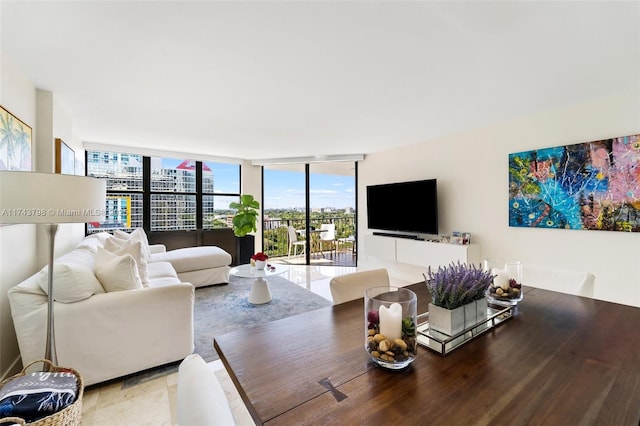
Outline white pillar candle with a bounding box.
[492,268,510,290]
[379,303,402,341]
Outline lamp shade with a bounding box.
[0,171,106,224]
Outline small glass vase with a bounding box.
[484,259,523,306]
[365,286,417,370]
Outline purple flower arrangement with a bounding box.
[424,262,495,310]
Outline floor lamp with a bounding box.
[0,171,106,368]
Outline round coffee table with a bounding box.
[229,264,289,304]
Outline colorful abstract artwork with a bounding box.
[509,134,640,232]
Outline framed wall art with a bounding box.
[509,134,640,233]
[0,105,32,171]
[55,138,75,175]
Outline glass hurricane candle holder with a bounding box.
[485,259,524,306]
[365,286,417,370]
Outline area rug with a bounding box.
[122,274,332,388]
[194,274,333,362]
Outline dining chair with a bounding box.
[523,264,596,298]
[319,223,337,257]
[329,268,390,305]
[287,226,306,260]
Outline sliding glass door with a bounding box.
[263,164,307,263]
[262,162,356,266]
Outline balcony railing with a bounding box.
[263,216,356,259]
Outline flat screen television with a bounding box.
[366,178,438,236]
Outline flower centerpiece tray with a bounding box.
[416,304,513,355]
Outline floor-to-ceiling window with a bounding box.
[262,162,356,267]
[309,162,356,265]
[263,164,307,261]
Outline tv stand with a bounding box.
[364,235,480,269]
[372,232,419,240]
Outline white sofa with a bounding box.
[7,230,232,386]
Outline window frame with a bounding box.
[86,150,241,234]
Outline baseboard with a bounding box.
[1,355,22,381]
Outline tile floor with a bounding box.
[80,264,356,425]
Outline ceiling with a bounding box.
[1,1,638,162]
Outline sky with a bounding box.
[157,157,240,194]
[264,169,355,210]
[159,158,355,210]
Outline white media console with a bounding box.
[363,234,481,270]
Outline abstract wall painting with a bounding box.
[0,105,32,171]
[509,134,640,233]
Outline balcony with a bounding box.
[263,217,356,267]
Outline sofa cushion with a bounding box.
[149,276,183,287]
[148,261,181,286]
[148,261,179,280]
[95,248,143,292]
[177,354,236,426]
[104,239,150,286]
[150,246,232,273]
[36,263,104,303]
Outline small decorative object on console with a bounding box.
[451,231,471,245]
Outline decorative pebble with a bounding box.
[379,339,392,352]
[373,334,386,343]
[489,281,522,300]
[394,339,407,351]
[367,331,417,365]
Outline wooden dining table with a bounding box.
[214,283,640,425]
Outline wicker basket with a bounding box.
[0,359,84,426]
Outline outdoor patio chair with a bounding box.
[287,226,306,259]
[319,223,337,257]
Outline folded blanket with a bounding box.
[0,371,78,422]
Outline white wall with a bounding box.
[0,57,82,379]
[0,54,38,379]
[35,90,84,263]
[358,94,640,307]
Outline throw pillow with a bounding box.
[113,228,151,260]
[95,247,143,292]
[113,229,130,239]
[74,236,104,254]
[104,238,150,286]
[36,263,104,303]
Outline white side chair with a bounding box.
[523,265,595,298]
[287,225,306,259]
[319,223,337,257]
[329,268,390,305]
[177,354,236,426]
